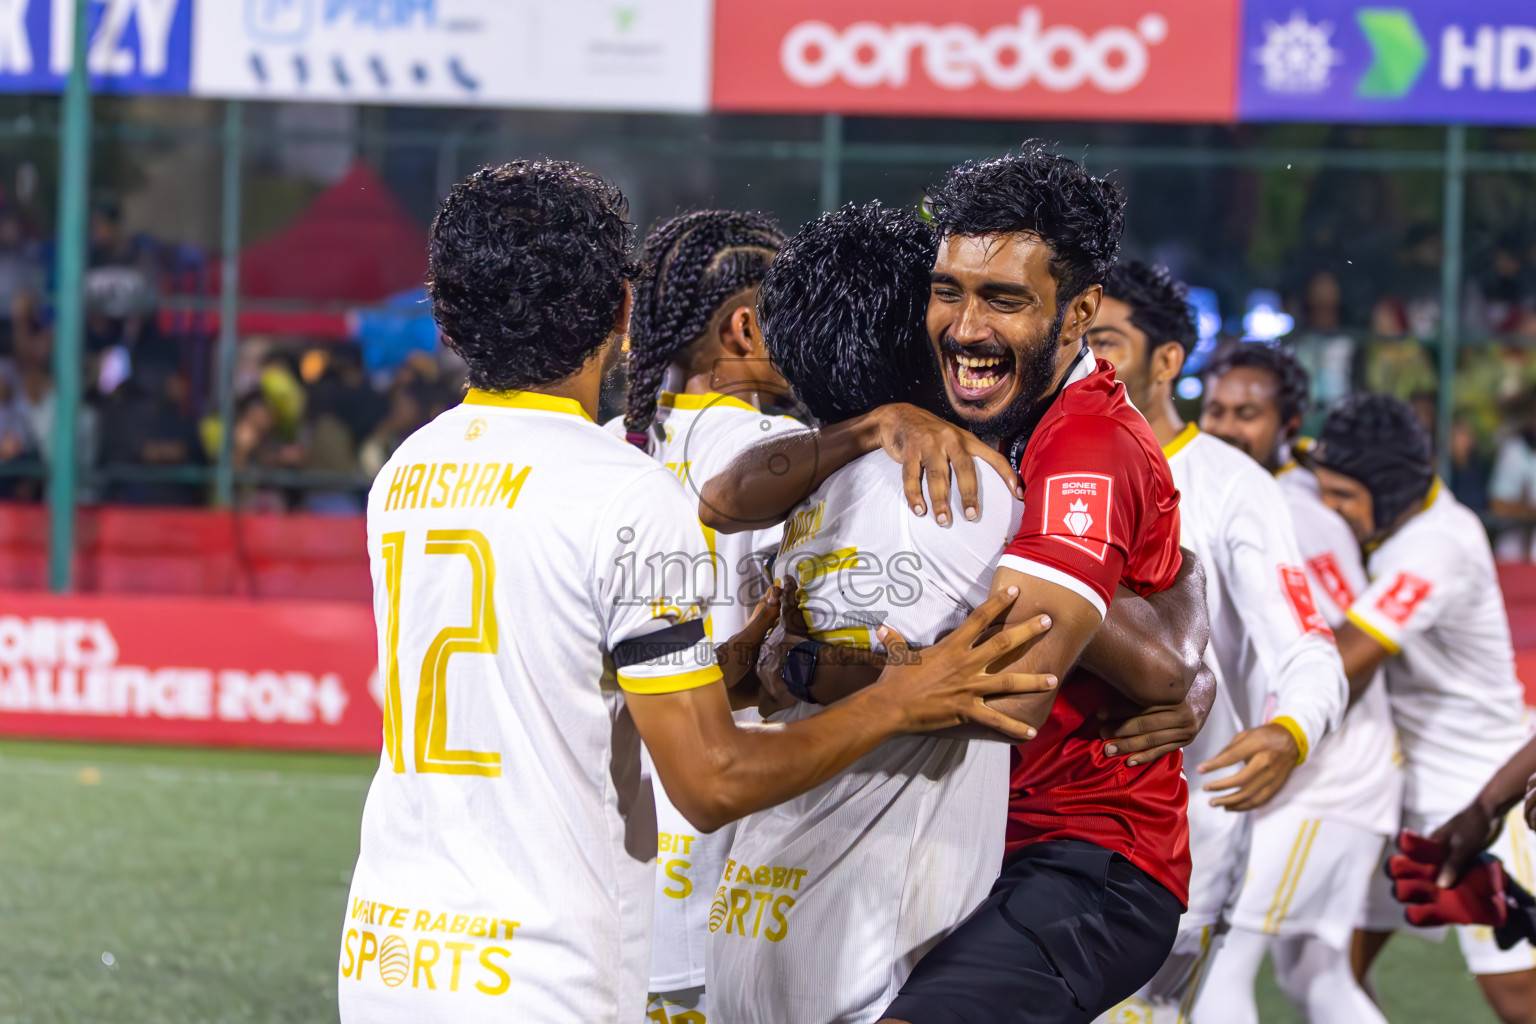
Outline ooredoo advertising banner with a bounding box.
[192,0,711,112]
[0,592,383,754]
[1239,1,1536,124]
[710,0,1240,121]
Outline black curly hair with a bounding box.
[1103,260,1198,357]
[624,210,785,435]
[428,160,638,393]
[1309,393,1434,531]
[925,142,1126,305]
[1205,343,1311,428]
[758,202,938,425]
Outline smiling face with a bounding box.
[1312,465,1375,542]
[927,232,1098,440]
[1200,364,1290,470]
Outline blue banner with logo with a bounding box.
[0,0,192,94]
[1239,1,1536,124]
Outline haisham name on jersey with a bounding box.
[1041,473,1113,562]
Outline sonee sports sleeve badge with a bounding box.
[1000,413,1175,619]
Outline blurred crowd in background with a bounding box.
[0,102,1534,555]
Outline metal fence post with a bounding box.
[214,100,244,507]
[1437,124,1466,480]
[819,113,843,214]
[48,0,91,593]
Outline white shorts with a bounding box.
[1182,794,1250,930]
[1362,806,1536,976]
[1095,922,1223,1024]
[646,986,706,1023]
[1230,807,1386,950]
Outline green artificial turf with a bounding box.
[0,738,1506,1022]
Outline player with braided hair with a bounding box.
[342,162,1062,1024]
[1187,346,1399,1024]
[606,210,805,1024]
[1299,394,1536,1024]
[622,209,788,440]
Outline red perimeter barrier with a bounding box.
[0,505,379,752]
[0,508,1532,753]
[0,591,381,753]
[0,505,371,601]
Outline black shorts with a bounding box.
[883,840,1183,1024]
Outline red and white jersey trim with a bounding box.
[996,553,1107,620]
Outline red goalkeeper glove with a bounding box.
[1387,829,1508,929]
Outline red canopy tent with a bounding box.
[240,162,428,304]
[169,163,428,339]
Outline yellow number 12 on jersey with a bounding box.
[379,529,503,777]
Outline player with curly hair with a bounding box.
[699,145,1211,1023]
[1300,395,1536,1024]
[1085,270,1350,1023]
[1177,343,1398,1023]
[706,202,1213,1024]
[603,209,804,1024]
[337,160,1060,1024]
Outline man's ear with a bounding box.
[1280,413,1304,444]
[719,303,760,358]
[1153,342,1187,386]
[612,280,633,338]
[1061,284,1103,344]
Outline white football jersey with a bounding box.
[619,391,806,640]
[1266,463,1401,833]
[1163,427,1348,927]
[609,391,805,995]
[1347,482,1531,817]
[708,452,1020,1024]
[339,390,722,1024]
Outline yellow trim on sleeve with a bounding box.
[1345,608,1401,656]
[1161,422,1198,459]
[1271,716,1310,766]
[462,389,594,422]
[1422,476,1442,511]
[617,664,723,695]
[1274,460,1298,478]
[658,391,760,414]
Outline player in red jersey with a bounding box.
[701,146,1202,1022]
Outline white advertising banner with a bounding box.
[191,0,711,111]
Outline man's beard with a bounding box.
[944,305,1066,443]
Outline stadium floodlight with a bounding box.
[1242,289,1294,342]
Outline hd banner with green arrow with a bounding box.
[1241,1,1536,123]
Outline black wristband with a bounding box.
[781,639,825,705]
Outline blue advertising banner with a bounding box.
[1239,1,1536,124]
[0,0,192,94]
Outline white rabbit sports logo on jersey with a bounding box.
[779,7,1170,94]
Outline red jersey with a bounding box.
[998,358,1190,905]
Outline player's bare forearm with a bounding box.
[804,648,884,705]
[699,414,883,534]
[699,403,1021,533]
[633,591,1057,830]
[1430,734,1536,886]
[1334,620,1392,703]
[1078,549,1206,707]
[1476,735,1536,821]
[976,567,1103,732]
